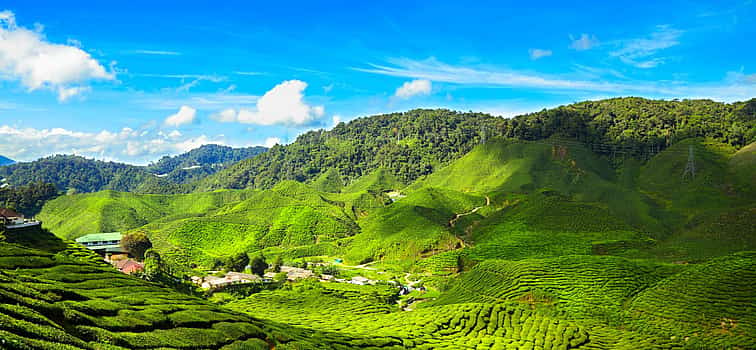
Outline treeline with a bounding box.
[0,182,59,217]
[146,144,267,183]
[196,109,503,190]
[0,155,169,193]
[505,97,755,158]
[0,145,268,194]
[197,97,756,191]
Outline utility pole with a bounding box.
[682,145,696,180]
[480,125,487,144]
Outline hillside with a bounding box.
[146,144,267,184]
[0,155,177,194]
[195,98,755,192]
[0,145,267,194]
[0,224,329,349]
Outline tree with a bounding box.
[224,252,250,272]
[143,249,164,280]
[249,254,268,276]
[120,231,152,260]
[270,255,283,273]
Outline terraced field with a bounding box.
[0,226,325,349]
[229,279,688,349]
[627,252,756,349]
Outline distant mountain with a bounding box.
[146,144,267,184]
[0,155,14,166]
[195,97,756,192]
[0,145,267,193]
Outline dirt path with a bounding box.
[449,195,490,227]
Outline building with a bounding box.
[196,272,262,289]
[0,208,26,226]
[113,259,144,274]
[75,232,125,259]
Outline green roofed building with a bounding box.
[75,232,125,254]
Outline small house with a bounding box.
[75,232,125,259]
[0,208,25,226]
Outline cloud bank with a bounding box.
[212,80,324,126]
[0,10,114,101]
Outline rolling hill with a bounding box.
[0,145,267,194]
[146,144,267,184]
[28,97,756,349]
[0,224,327,349]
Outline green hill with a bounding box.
[146,144,267,184]
[37,189,256,240]
[0,225,321,349]
[0,145,267,195]
[195,98,755,192]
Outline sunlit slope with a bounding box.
[342,187,485,264]
[37,189,255,239]
[137,181,363,267]
[638,138,756,259]
[341,167,404,193]
[432,255,682,319]
[229,277,683,349]
[0,226,300,349]
[627,252,756,349]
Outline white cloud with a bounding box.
[569,33,599,51]
[395,79,432,99]
[57,86,91,102]
[0,124,225,164]
[164,106,197,127]
[0,10,114,100]
[331,115,342,127]
[529,48,552,60]
[211,108,239,122]
[355,57,756,101]
[264,137,281,147]
[212,80,325,126]
[610,25,683,68]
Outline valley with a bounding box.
[1,98,754,349]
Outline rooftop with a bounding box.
[75,232,122,243]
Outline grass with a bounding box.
[0,225,316,349]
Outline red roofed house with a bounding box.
[113,258,144,274]
[0,208,25,226]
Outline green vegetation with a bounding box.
[0,145,267,195]
[146,144,267,184]
[0,181,58,217]
[21,98,756,349]
[198,98,755,192]
[0,224,322,349]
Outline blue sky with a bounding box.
[0,1,754,164]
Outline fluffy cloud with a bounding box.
[264,137,281,148]
[395,79,432,99]
[0,124,226,164]
[212,80,324,126]
[569,33,599,51]
[0,10,114,100]
[529,48,552,60]
[164,106,197,127]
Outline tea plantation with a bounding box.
[0,226,329,349]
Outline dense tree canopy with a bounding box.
[196,98,756,191]
[0,182,59,216]
[121,231,153,260]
